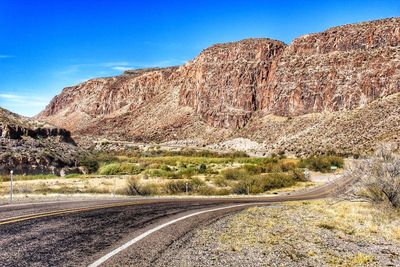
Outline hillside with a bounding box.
[0,107,83,175]
[38,18,400,155]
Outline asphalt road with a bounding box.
[0,177,349,267]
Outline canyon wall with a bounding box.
[259,17,400,115]
[38,18,400,154]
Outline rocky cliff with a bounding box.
[38,18,400,155]
[259,18,400,115]
[0,108,84,175]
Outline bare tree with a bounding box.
[341,144,400,209]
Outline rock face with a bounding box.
[259,18,400,115]
[178,38,286,128]
[0,108,83,175]
[38,18,400,155]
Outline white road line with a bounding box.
[88,203,262,267]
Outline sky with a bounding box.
[0,0,399,117]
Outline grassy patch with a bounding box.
[0,174,58,182]
[194,200,400,266]
[99,163,144,175]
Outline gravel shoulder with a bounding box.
[157,200,400,267]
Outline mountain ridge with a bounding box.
[37,17,400,155]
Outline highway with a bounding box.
[0,176,349,266]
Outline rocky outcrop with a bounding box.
[259,18,400,115]
[0,107,84,175]
[178,38,286,128]
[0,123,74,143]
[38,18,400,155]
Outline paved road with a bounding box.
[0,176,350,267]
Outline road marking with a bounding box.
[88,203,263,267]
[0,178,338,226]
[0,200,164,226]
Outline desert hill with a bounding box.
[38,18,400,155]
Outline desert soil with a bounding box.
[158,201,400,267]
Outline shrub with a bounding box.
[191,177,206,188]
[299,155,344,172]
[213,176,229,187]
[280,161,296,172]
[176,167,196,179]
[233,175,265,194]
[160,164,171,171]
[79,158,99,173]
[292,168,308,181]
[92,153,119,164]
[343,145,400,209]
[262,173,297,191]
[242,164,264,174]
[196,185,232,196]
[125,176,159,196]
[233,172,299,195]
[166,180,191,194]
[99,163,144,175]
[198,163,207,174]
[222,168,247,180]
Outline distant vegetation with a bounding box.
[72,149,344,196]
[298,155,344,173]
[0,149,345,196]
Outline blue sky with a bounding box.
[0,0,399,116]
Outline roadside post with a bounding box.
[113,177,116,198]
[10,170,13,204]
[304,168,310,180]
[185,182,188,195]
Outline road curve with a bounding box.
[0,177,349,267]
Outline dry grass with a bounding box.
[0,176,127,195]
[194,200,400,266]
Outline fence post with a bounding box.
[10,170,13,204]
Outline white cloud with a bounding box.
[100,62,130,67]
[111,66,131,71]
[0,93,51,117]
[0,55,13,59]
[0,93,49,107]
[0,93,21,99]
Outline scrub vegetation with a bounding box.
[0,148,344,196]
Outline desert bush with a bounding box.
[160,164,171,171]
[213,176,229,187]
[262,173,297,191]
[233,175,265,194]
[280,161,297,172]
[233,172,299,194]
[198,163,207,174]
[164,177,206,194]
[242,164,264,174]
[299,155,344,172]
[92,153,119,164]
[291,168,308,182]
[222,168,247,180]
[196,185,232,196]
[79,157,99,173]
[264,162,283,173]
[99,163,144,175]
[165,180,191,194]
[125,176,159,196]
[190,177,206,188]
[176,167,197,179]
[343,145,400,209]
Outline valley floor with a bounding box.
[158,200,400,267]
[0,172,334,205]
